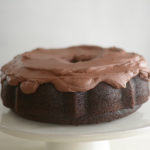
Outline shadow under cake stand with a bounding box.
[0,99,150,150]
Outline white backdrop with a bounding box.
[0,0,150,67]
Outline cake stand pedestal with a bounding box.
[45,141,110,150]
[0,100,150,150]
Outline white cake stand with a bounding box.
[0,99,150,150]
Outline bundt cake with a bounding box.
[1,45,150,125]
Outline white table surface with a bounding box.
[0,131,150,150]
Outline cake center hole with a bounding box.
[70,56,94,63]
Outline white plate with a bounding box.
[0,99,150,142]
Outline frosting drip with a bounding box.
[1,45,150,94]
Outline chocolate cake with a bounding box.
[1,45,150,125]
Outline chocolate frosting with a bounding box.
[1,45,150,94]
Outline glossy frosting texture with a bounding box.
[1,45,150,94]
